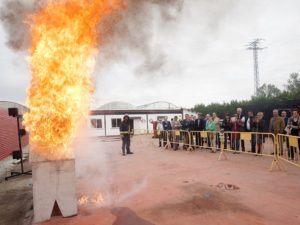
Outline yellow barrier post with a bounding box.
[164,131,172,149]
[185,131,194,152]
[200,131,208,149]
[270,135,286,172]
[270,155,286,172]
[218,130,228,161]
[174,130,180,150]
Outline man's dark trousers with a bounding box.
[122,135,130,154]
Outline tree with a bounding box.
[284,73,300,98]
[255,83,281,99]
[192,72,300,119]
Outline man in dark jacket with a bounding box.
[281,111,289,129]
[181,114,190,149]
[162,117,172,147]
[221,115,231,149]
[188,115,196,149]
[194,113,205,147]
[253,112,265,154]
[120,115,134,156]
[237,108,246,151]
[244,111,256,152]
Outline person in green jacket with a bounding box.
[206,115,217,153]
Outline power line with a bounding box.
[246,39,266,96]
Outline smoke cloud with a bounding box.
[74,131,148,207]
[0,0,237,77]
[0,0,41,51]
[97,0,184,76]
[0,0,184,76]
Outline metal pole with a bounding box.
[246,39,266,96]
[17,115,24,173]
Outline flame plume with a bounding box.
[24,0,125,160]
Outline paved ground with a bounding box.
[1,135,300,225]
[0,157,33,225]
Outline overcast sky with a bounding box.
[1,0,300,109]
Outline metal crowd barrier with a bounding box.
[189,131,219,152]
[222,131,276,156]
[154,129,300,171]
[277,134,300,168]
[157,130,193,151]
[157,130,276,155]
[188,131,276,156]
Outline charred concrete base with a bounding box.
[32,159,77,223]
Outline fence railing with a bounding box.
[158,130,193,151]
[277,134,300,168]
[154,130,299,171]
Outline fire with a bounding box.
[91,193,105,205]
[78,193,105,206]
[23,0,125,160]
[78,195,89,205]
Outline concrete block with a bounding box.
[32,159,78,223]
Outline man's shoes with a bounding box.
[127,152,134,154]
[123,153,126,156]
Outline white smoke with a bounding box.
[73,129,148,208]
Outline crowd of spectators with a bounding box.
[155,107,300,158]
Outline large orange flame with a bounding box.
[24,0,125,160]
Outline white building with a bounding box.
[88,101,186,136]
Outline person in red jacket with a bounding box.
[150,119,158,138]
[230,114,243,153]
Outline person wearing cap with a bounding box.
[120,115,134,156]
